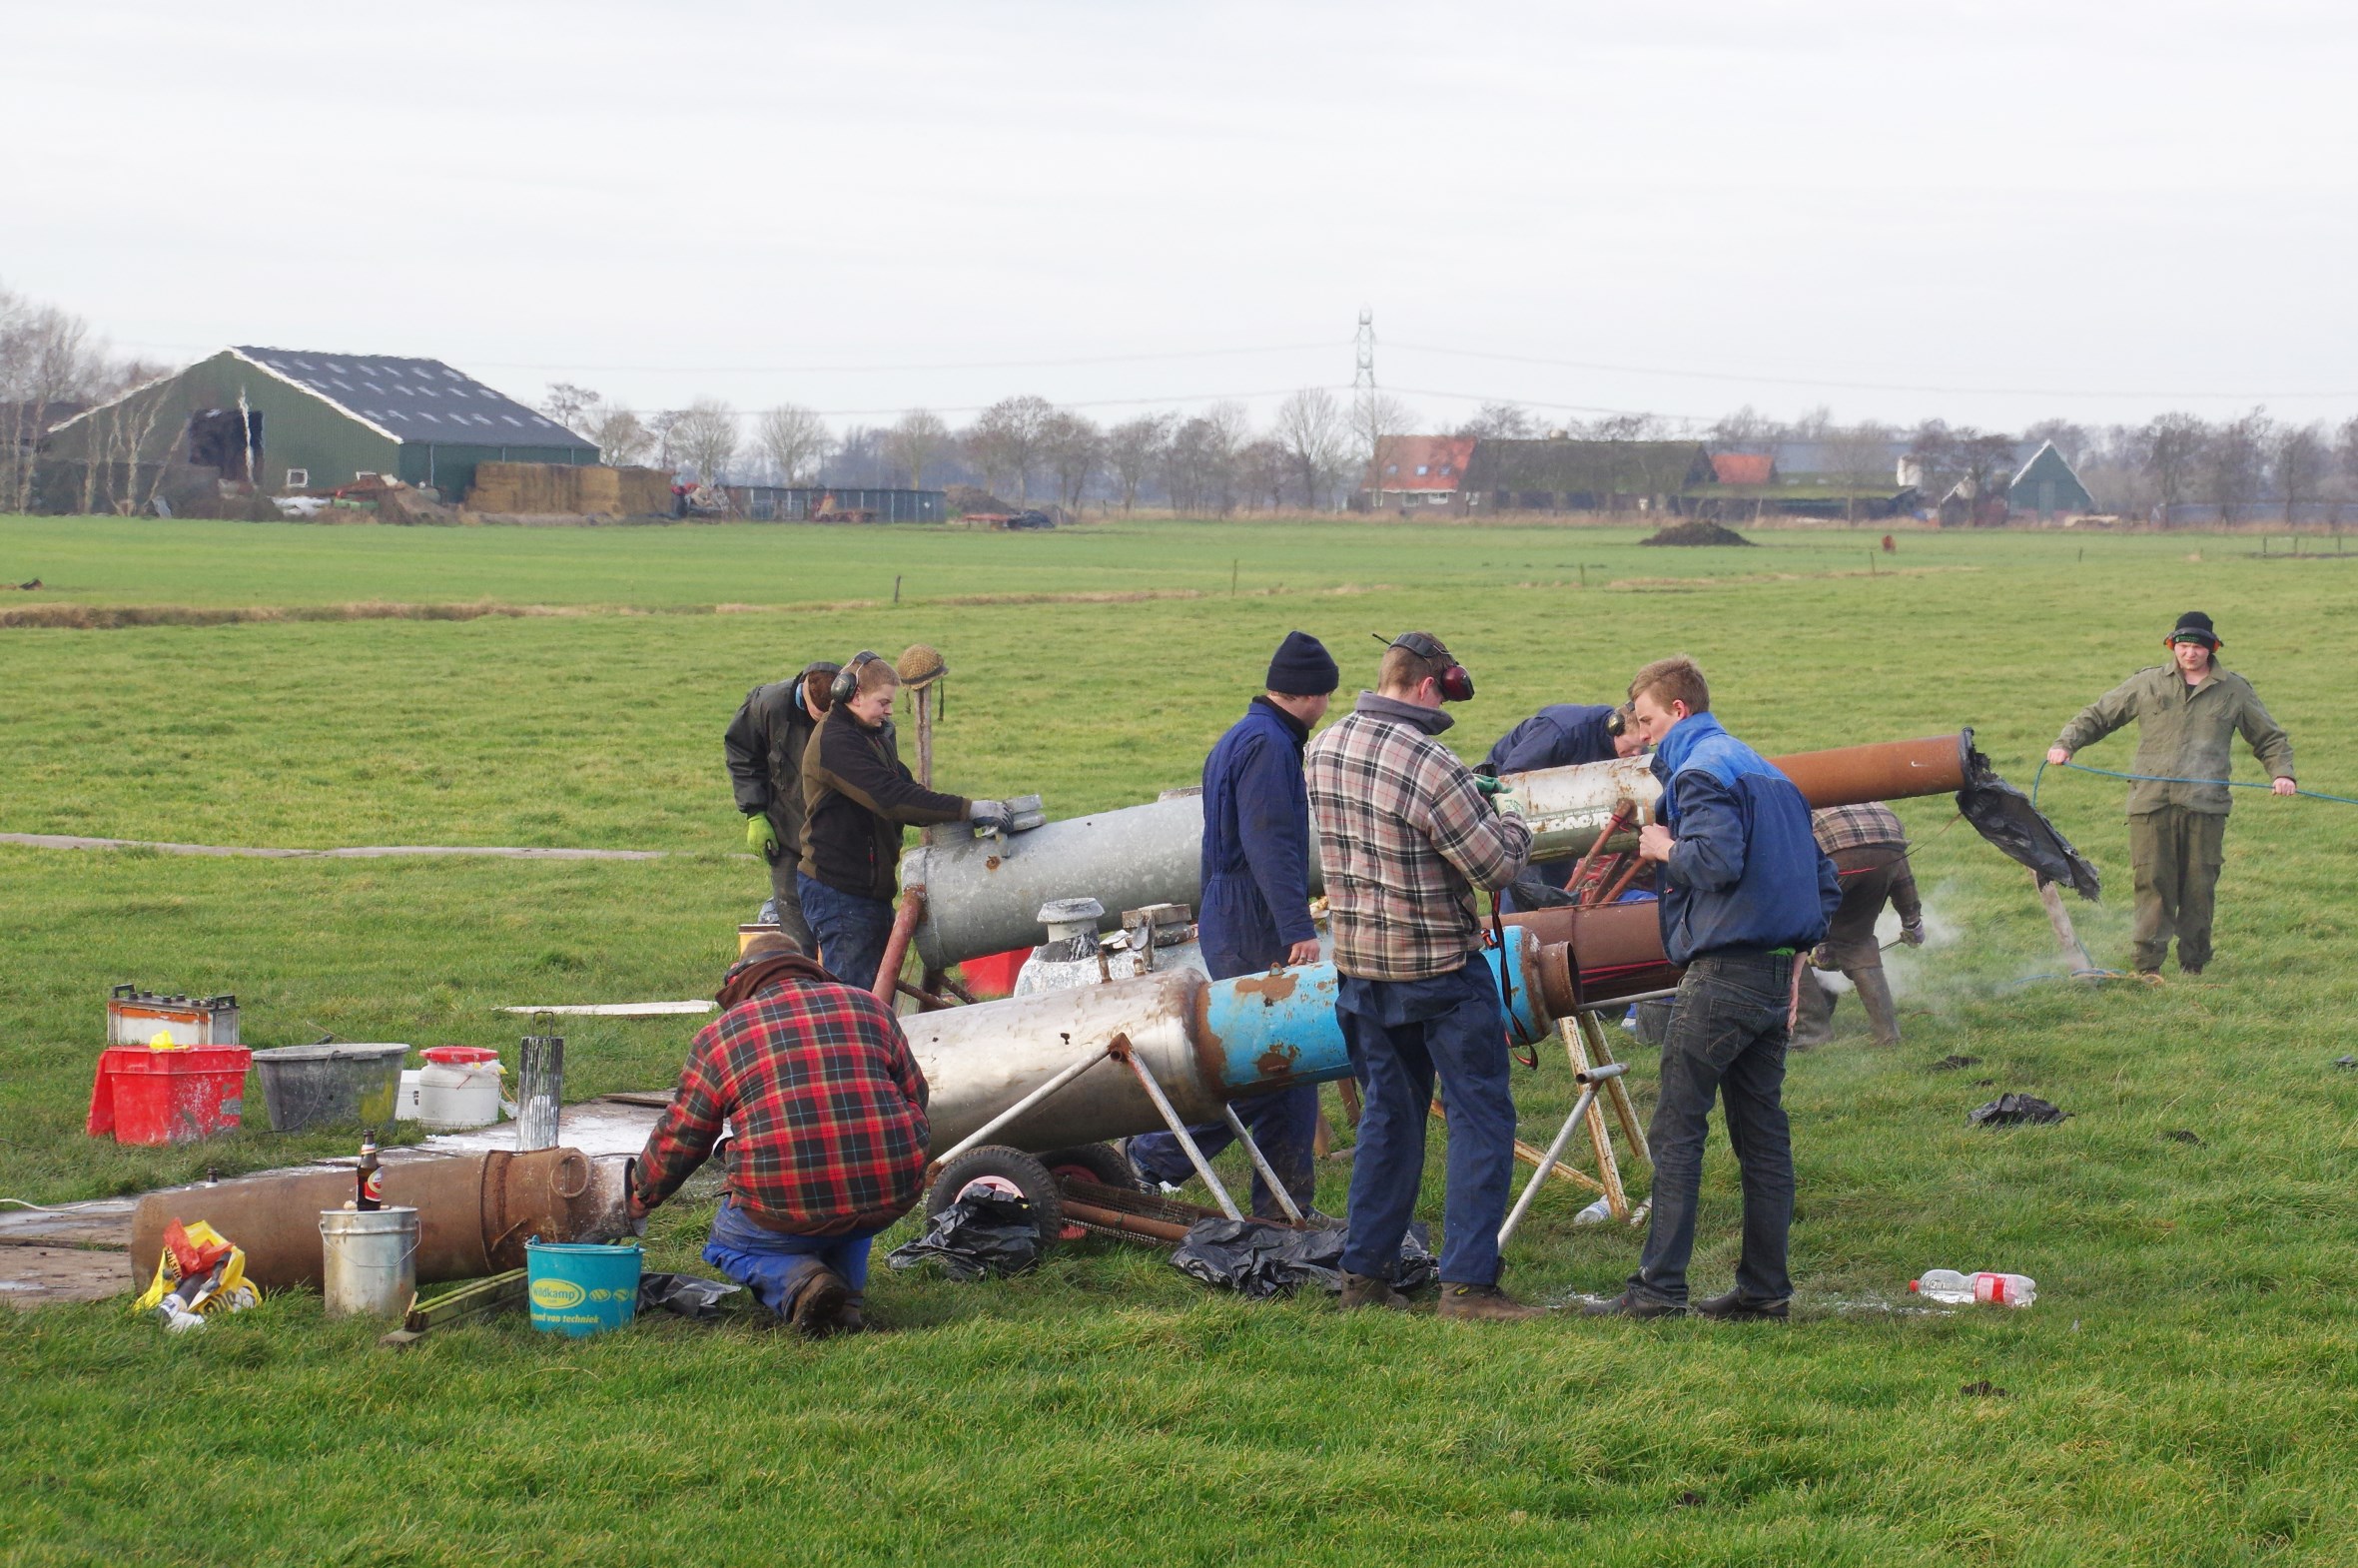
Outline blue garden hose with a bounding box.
[2031,759,2358,809]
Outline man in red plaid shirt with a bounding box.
[631,932,931,1334]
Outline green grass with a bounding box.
[3,515,2356,1564]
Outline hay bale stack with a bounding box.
[465,463,676,517]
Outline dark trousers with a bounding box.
[1336,961,1515,1287]
[1129,1084,1319,1217]
[2129,807,2228,972]
[1631,952,1796,1306]
[759,820,816,953]
[797,872,896,991]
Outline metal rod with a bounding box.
[1220,1103,1305,1223]
[928,1045,1108,1170]
[1512,1136,1604,1192]
[1119,1046,1241,1220]
[1497,1063,1628,1249]
[1562,801,1634,904]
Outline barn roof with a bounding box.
[230,347,587,447]
[1370,434,1475,491]
[1462,438,1715,496]
[1710,451,1775,485]
[2008,440,2094,509]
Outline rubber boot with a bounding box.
[1790,970,1837,1050]
[1851,966,1901,1047]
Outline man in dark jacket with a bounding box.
[631,932,930,1335]
[1482,701,1645,908]
[1587,655,1839,1322]
[799,651,1011,990]
[724,660,841,948]
[1129,631,1337,1217]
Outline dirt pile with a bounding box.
[1640,519,1756,547]
[946,483,1016,515]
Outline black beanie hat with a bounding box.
[2168,610,2218,647]
[1265,630,1339,695]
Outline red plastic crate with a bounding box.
[85,1046,253,1146]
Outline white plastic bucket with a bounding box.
[397,1070,424,1122]
[416,1060,503,1132]
[319,1205,418,1319]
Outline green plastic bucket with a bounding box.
[525,1237,642,1337]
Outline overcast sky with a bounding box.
[9,1,2355,435]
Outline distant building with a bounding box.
[1458,437,1713,513]
[1363,434,1474,507]
[1710,451,1777,485]
[2006,440,2094,520]
[40,346,596,508]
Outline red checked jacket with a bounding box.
[1305,692,1532,981]
[631,956,931,1235]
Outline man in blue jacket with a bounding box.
[1129,631,1337,1218]
[1482,701,1644,908]
[1586,655,1839,1322]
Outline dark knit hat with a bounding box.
[1265,631,1338,696]
[2168,610,2218,647]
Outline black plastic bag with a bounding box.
[884,1191,1041,1281]
[1171,1216,1436,1299]
[1957,735,2101,901]
[1969,1093,2068,1128]
[637,1270,745,1320]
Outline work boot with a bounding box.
[787,1267,850,1338]
[1339,1271,1409,1311]
[834,1291,866,1333]
[1790,971,1836,1051]
[1851,967,1901,1048]
[1436,1281,1545,1321]
[1580,1289,1686,1319]
[1694,1289,1789,1322]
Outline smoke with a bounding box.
[1813,878,2135,1017]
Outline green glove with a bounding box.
[1473,772,1507,797]
[746,814,779,857]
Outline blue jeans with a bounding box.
[797,872,896,991]
[1129,1084,1319,1217]
[1335,961,1515,1286]
[1630,952,1796,1306]
[704,1196,889,1316]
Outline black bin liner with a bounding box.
[885,1191,1042,1281]
[1968,1093,2068,1127]
[1172,1217,1436,1299]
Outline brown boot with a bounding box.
[1338,1271,1409,1311]
[834,1291,866,1333]
[1436,1281,1545,1321]
[1851,967,1901,1048]
[788,1267,850,1338]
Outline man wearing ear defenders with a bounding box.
[2047,610,2295,978]
[1481,700,1647,910]
[724,659,842,951]
[1306,631,1538,1320]
[800,650,1014,991]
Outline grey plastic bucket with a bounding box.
[320,1206,418,1318]
[251,1042,408,1133]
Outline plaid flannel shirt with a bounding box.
[1305,694,1532,980]
[631,973,931,1235]
[1811,801,1907,854]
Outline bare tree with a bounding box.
[1162,415,1221,514]
[589,406,651,465]
[886,408,950,488]
[2208,407,2272,518]
[2337,414,2358,497]
[672,398,739,483]
[1585,411,1671,441]
[2276,422,2329,522]
[0,286,100,512]
[1103,412,1172,511]
[1787,404,1835,440]
[966,393,1055,502]
[2022,417,2091,468]
[1238,438,1290,511]
[1200,400,1251,516]
[539,382,602,437]
[1348,392,1418,505]
[1271,388,1349,510]
[1828,419,1897,521]
[1455,400,1536,440]
[1040,409,1102,511]
[644,409,684,469]
[1954,429,2021,523]
[1908,419,1960,498]
[1710,404,1774,446]
[2140,412,2209,517]
[756,402,829,485]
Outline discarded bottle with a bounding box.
[1910,1268,2035,1306]
[356,1130,384,1212]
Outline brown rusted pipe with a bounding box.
[1767,732,1968,808]
[131,1148,632,1291]
[874,886,926,1004]
[1524,903,1686,1013]
[1059,1199,1193,1244]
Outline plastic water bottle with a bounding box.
[1910,1268,2036,1306]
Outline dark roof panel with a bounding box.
[232,347,589,448]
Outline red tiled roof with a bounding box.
[1712,452,1775,485]
[1370,434,1475,491]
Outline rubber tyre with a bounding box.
[1038,1142,1140,1192]
[927,1145,1065,1245]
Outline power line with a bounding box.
[115,339,1346,379]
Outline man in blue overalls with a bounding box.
[1129,631,1338,1218]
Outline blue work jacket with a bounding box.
[1483,703,1621,777]
[1652,713,1840,966]
[1198,698,1316,977]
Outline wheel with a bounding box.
[927,1145,1065,1245]
[1038,1142,1139,1193]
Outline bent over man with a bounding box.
[1306,631,1535,1319]
[1130,630,1337,1218]
[2047,610,2294,977]
[724,659,840,947]
[631,932,931,1336]
[1482,701,1644,907]
[1587,655,1838,1322]
[1792,802,1923,1049]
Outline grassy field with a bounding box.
[3,513,2355,1565]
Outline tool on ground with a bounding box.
[380,1267,528,1349]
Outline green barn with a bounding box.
[42,346,596,507]
[2007,440,2095,519]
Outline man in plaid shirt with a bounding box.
[1793,802,1924,1048]
[632,932,930,1334]
[1306,631,1536,1320]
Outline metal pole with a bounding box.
[1497,1063,1626,1249]
[1118,1046,1241,1220]
[1220,1103,1305,1223]
[928,1045,1110,1170]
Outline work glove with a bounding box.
[1901,918,1927,947]
[1473,772,1508,797]
[745,814,779,859]
[969,799,1015,836]
[1810,943,1838,972]
[1491,788,1525,821]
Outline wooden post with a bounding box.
[1578,1010,1651,1169]
[1564,1023,1629,1219]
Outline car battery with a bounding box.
[108,985,241,1048]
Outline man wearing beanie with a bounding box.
[1129,630,1337,1218]
[2048,611,2295,976]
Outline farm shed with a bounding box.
[1362,434,1475,508]
[41,347,596,510]
[2006,440,2094,520]
[1458,438,1714,514]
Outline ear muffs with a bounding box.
[1377,631,1475,702]
[1603,708,1627,737]
[830,650,881,706]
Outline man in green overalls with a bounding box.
[2047,611,2296,977]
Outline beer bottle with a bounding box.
[356,1130,384,1211]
